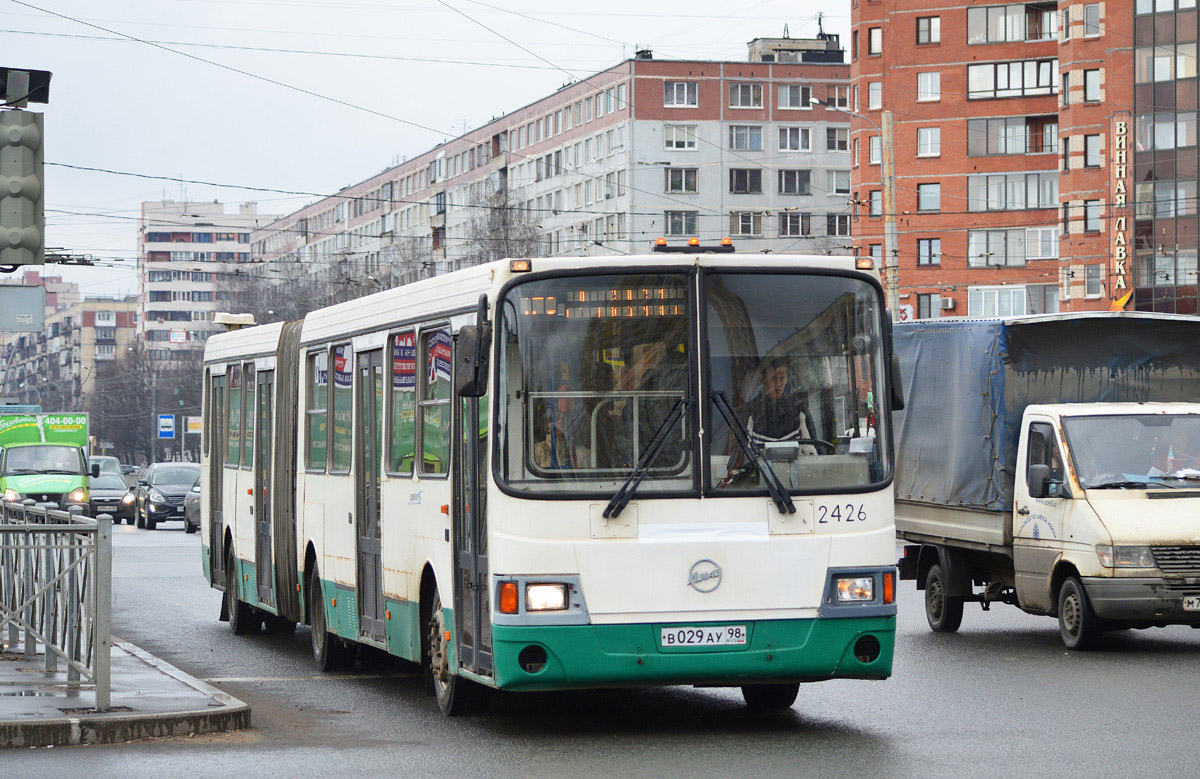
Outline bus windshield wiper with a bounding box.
[712,391,795,515]
[603,397,691,520]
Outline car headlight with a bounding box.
[120,493,135,505]
[835,576,875,602]
[68,488,87,503]
[3,488,19,503]
[525,583,568,611]
[1096,545,1156,569]
[148,489,166,502]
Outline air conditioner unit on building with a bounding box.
[940,297,956,311]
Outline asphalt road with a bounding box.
[8,523,1200,777]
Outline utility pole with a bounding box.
[150,374,157,463]
[881,109,898,317]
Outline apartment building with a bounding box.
[138,201,281,358]
[0,270,137,410]
[852,0,1196,319]
[255,36,856,276]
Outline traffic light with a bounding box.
[0,109,44,267]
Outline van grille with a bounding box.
[1151,546,1200,574]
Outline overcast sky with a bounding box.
[4,0,848,297]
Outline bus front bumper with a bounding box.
[492,615,895,691]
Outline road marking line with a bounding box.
[204,674,415,682]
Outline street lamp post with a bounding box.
[813,98,899,318]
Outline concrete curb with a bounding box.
[0,638,250,748]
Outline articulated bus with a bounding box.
[200,254,902,714]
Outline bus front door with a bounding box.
[453,393,492,676]
[208,372,226,586]
[355,350,386,644]
[255,369,275,608]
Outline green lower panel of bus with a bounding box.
[491,616,895,691]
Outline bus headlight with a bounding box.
[835,576,875,602]
[525,583,568,611]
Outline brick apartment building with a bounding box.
[255,35,858,277]
[852,0,1197,319]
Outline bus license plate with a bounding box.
[660,625,747,648]
[1184,596,1200,611]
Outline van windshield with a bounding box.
[2,445,84,475]
[1062,414,1200,487]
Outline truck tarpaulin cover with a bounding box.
[893,314,1200,512]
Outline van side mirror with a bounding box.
[454,294,492,399]
[890,353,905,411]
[1027,463,1050,498]
[91,463,101,478]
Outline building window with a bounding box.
[779,212,811,236]
[1136,180,1199,218]
[917,293,941,319]
[665,210,698,236]
[968,286,1028,317]
[827,85,849,108]
[826,127,849,151]
[968,60,1058,99]
[729,125,764,151]
[664,168,698,193]
[917,127,941,157]
[917,183,941,212]
[730,211,764,236]
[779,126,811,152]
[868,135,882,164]
[828,170,850,196]
[868,190,882,216]
[1081,265,1103,297]
[664,124,698,149]
[1084,134,1102,167]
[917,16,940,44]
[968,6,1058,43]
[868,81,882,109]
[778,84,812,109]
[1084,199,1103,232]
[826,214,850,236]
[868,27,882,55]
[1135,43,1198,83]
[917,72,940,102]
[778,169,812,195]
[729,169,763,194]
[918,238,941,266]
[1084,69,1101,101]
[729,82,763,108]
[1084,4,1101,35]
[664,81,698,107]
[968,116,1058,155]
[967,172,1058,211]
[1136,111,1198,150]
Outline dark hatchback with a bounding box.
[135,463,201,530]
[87,473,135,522]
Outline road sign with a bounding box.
[0,285,44,332]
[168,330,187,344]
[157,414,175,439]
[186,416,202,435]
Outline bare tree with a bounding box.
[460,177,543,267]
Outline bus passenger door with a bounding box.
[355,350,386,643]
[209,373,227,585]
[255,369,275,608]
[454,392,492,676]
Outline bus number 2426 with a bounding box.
[817,504,867,523]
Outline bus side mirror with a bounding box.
[454,295,492,399]
[890,354,905,411]
[91,463,101,478]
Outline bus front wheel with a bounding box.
[741,683,799,711]
[426,590,484,716]
[225,549,258,635]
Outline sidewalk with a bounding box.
[0,637,249,748]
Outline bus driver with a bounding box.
[747,357,817,454]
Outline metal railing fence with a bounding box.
[0,500,112,711]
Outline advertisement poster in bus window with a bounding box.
[308,351,329,469]
[422,329,451,473]
[332,345,353,471]
[427,329,452,400]
[391,333,416,472]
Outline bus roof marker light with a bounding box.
[510,259,532,272]
[655,237,667,246]
[856,257,874,270]
[688,237,700,247]
[721,237,733,246]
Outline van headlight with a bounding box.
[1096,545,1156,568]
[525,583,569,611]
[67,488,87,503]
[3,488,19,503]
[835,576,875,602]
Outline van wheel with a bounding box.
[925,563,964,633]
[225,549,258,635]
[1058,576,1102,650]
[309,566,348,671]
[741,683,800,711]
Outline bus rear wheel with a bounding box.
[741,683,800,711]
[225,549,258,635]
[308,566,348,671]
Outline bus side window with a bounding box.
[228,365,241,467]
[419,327,452,476]
[331,345,353,473]
[388,332,416,475]
[306,350,328,471]
[242,361,255,469]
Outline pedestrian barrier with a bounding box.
[0,500,112,711]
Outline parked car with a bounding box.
[87,473,135,523]
[134,463,201,530]
[184,477,201,534]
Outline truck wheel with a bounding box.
[1058,576,1101,650]
[741,683,800,711]
[925,563,964,633]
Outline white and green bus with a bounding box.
[200,253,902,714]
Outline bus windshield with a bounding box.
[2,445,84,476]
[497,273,692,495]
